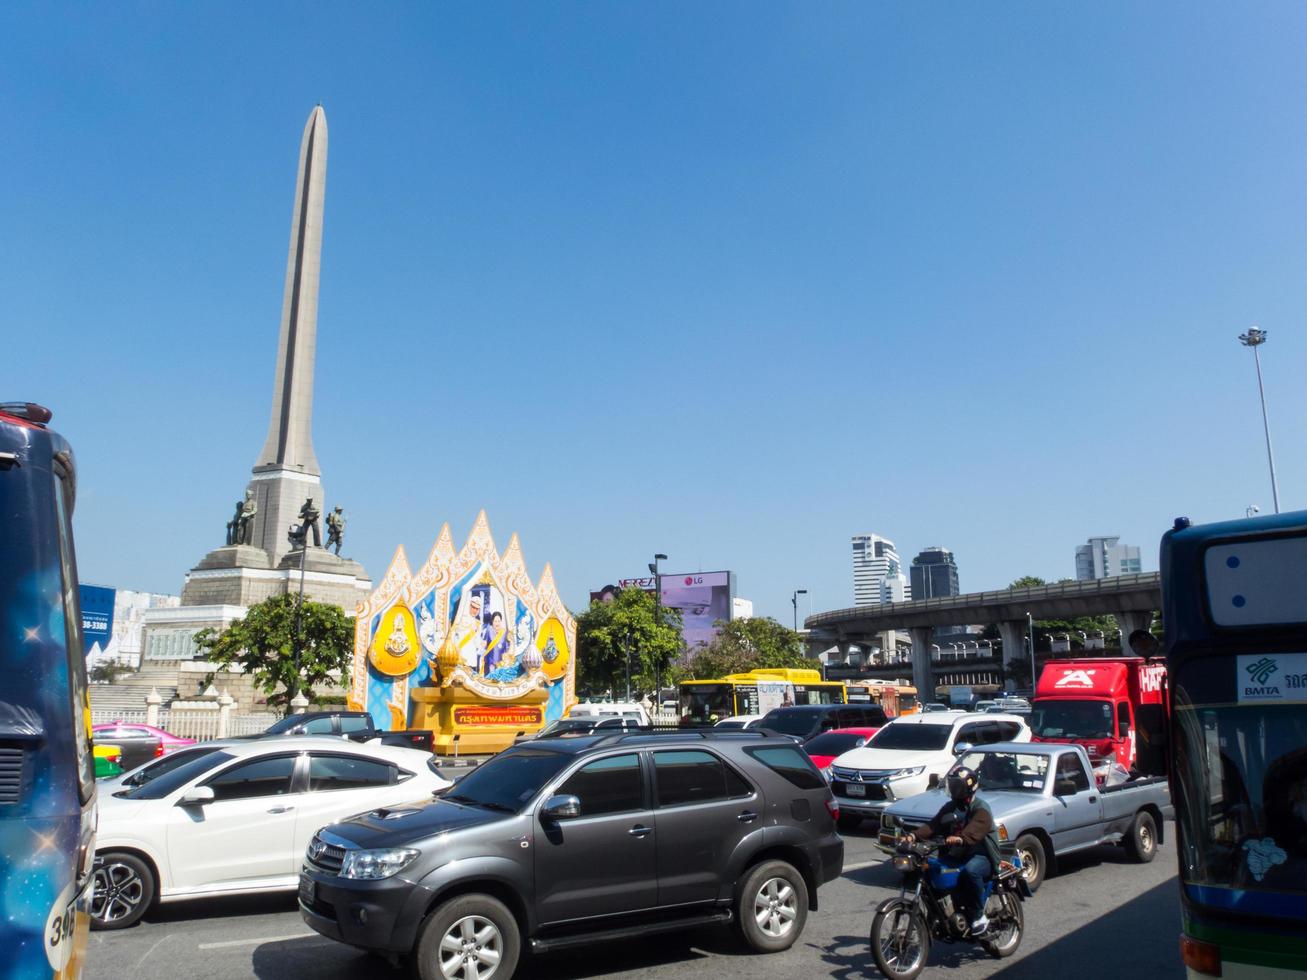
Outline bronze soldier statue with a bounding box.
[297,497,322,548]
[326,506,346,556]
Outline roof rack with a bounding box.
[588,728,785,748]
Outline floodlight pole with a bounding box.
[792,589,807,631]
[1239,327,1281,514]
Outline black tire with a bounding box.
[90,852,155,930]
[837,812,863,833]
[980,890,1024,959]
[870,901,930,980]
[1124,811,1158,864]
[735,859,809,953]
[1013,834,1047,893]
[413,894,520,980]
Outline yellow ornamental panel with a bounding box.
[535,616,571,682]
[370,605,421,677]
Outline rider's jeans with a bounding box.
[957,854,991,916]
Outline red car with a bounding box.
[803,726,881,774]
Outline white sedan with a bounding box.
[92,736,450,929]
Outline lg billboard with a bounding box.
[660,571,734,650]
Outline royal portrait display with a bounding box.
[348,511,576,753]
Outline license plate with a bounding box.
[845,783,866,797]
[298,877,315,905]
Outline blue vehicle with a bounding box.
[1159,512,1307,979]
[869,837,1027,979]
[0,402,97,980]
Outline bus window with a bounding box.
[53,466,96,803]
[679,684,733,725]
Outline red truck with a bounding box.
[1030,657,1167,781]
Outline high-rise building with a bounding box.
[1075,536,1143,580]
[852,534,912,606]
[910,547,961,600]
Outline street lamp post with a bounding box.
[288,525,310,713]
[1239,327,1281,514]
[648,553,668,707]
[792,589,807,631]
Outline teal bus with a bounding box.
[1158,512,1307,978]
[0,402,97,979]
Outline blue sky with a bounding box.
[3,3,1304,623]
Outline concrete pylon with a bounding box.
[247,106,330,565]
[1114,610,1154,649]
[996,621,1028,683]
[909,626,933,699]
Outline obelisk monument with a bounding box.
[173,105,368,616]
[249,105,328,566]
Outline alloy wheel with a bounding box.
[438,914,504,980]
[753,877,798,939]
[91,861,145,924]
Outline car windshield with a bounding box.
[1032,700,1113,739]
[715,721,746,730]
[264,714,317,734]
[759,709,821,737]
[121,745,223,787]
[804,732,867,756]
[868,724,951,751]
[1172,670,1307,896]
[957,751,1049,792]
[536,719,595,737]
[118,750,236,800]
[680,684,733,725]
[442,748,572,813]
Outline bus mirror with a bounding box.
[1128,629,1160,660]
[179,786,215,806]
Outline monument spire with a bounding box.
[246,106,330,565]
[257,105,327,475]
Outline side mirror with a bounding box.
[179,785,215,806]
[953,742,974,757]
[1053,778,1077,797]
[928,773,941,790]
[540,794,582,821]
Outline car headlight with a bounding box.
[820,766,833,782]
[339,847,420,880]
[891,766,925,779]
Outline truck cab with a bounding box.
[1030,658,1166,777]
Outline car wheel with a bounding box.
[414,893,520,980]
[1124,811,1158,864]
[1013,834,1047,893]
[736,859,809,953]
[837,812,863,833]
[90,853,155,930]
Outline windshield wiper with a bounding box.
[444,794,516,813]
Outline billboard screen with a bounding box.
[661,571,734,650]
[79,583,115,655]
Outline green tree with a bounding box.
[684,617,811,680]
[1007,575,1048,590]
[1005,575,1122,652]
[575,588,683,698]
[194,594,354,714]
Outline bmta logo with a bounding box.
[1246,657,1278,686]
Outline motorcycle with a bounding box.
[869,838,1030,980]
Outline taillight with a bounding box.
[154,742,165,758]
[825,798,839,821]
[1180,935,1221,977]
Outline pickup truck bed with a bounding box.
[877,742,1171,892]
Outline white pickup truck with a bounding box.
[876,741,1171,892]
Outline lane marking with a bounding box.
[843,857,885,873]
[198,932,316,950]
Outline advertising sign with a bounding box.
[661,571,734,650]
[79,584,115,656]
[1237,653,1307,703]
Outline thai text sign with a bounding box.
[454,705,543,727]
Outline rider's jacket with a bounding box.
[912,796,1002,871]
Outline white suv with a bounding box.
[829,711,1030,830]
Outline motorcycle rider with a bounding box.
[910,766,1002,934]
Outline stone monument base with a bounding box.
[180,546,371,609]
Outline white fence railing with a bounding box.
[91,706,278,741]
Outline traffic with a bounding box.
[3,399,1305,980]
